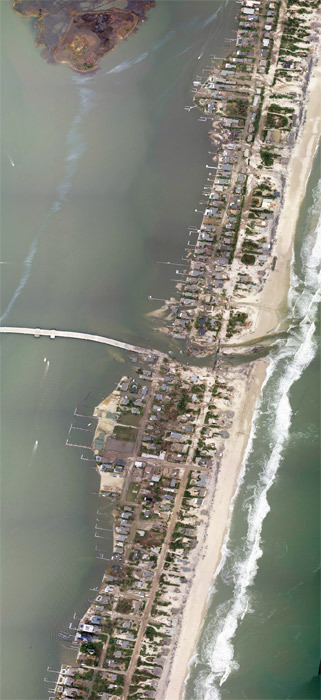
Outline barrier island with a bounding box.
[11,0,320,697]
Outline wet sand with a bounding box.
[160,358,268,700]
[161,39,321,700]
[227,49,321,347]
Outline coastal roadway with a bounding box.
[0,326,158,357]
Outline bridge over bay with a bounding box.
[0,326,158,356]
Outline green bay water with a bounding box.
[0,1,237,698]
[1,0,236,348]
[185,145,321,700]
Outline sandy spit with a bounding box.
[228,52,321,347]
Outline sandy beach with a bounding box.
[161,44,321,700]
[227,49,321,348]
[160,357,268,700]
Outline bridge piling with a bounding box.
[0,326,160,357]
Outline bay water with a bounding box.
[0,1,237,698]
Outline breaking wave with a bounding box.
[187,172,321,700]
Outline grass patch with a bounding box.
[113,425,137,442]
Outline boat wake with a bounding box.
[105,51,149,75]
[104,2,225,80]
[28,439,39,468]
[153,29,176,52]
[7,153,15,167]
[105,27,179,76]
[0,79,95,323]
[51,82,95,215]
[41,360,50,387]
[0,239,37,323]
[188,175,321,700]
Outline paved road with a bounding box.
[122,466,190,697]
[0,326,156,356]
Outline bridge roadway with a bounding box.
[0,326,157,356]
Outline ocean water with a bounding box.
[184,144,321,700]
[0,1,238,698]
[3,1,319,698]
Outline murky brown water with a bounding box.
[1,1,236,697]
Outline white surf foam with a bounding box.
[188,179,321,700]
